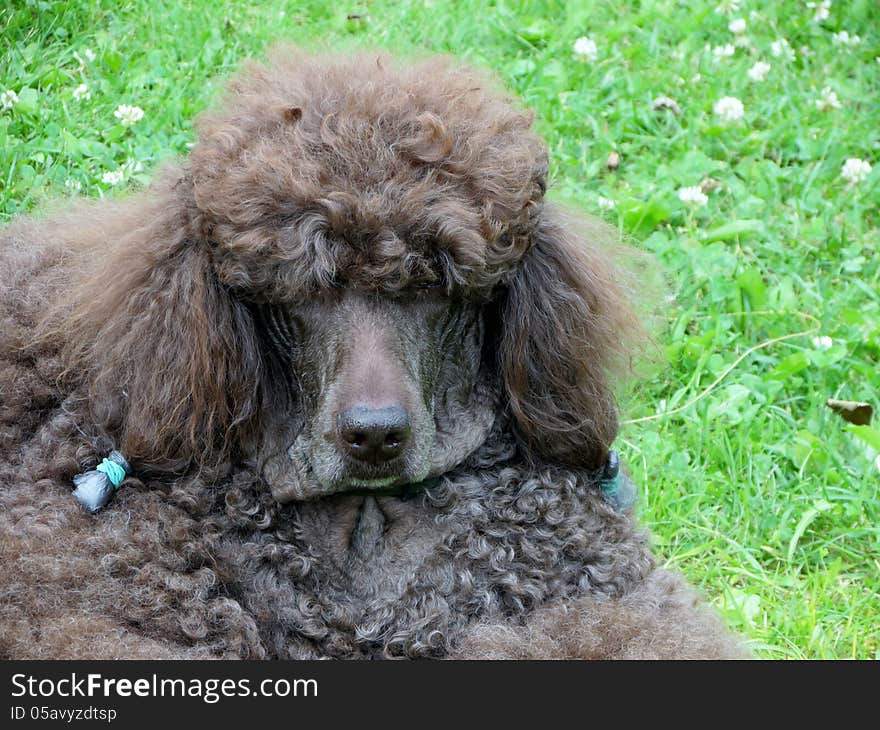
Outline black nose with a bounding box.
[337,405,412,464]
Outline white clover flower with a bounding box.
[1,89,19,111]
[806,1,831,22]
[811,335,833,350]
[771,38,796,60]
[841,158,872,186]
[102,169,124,186]
[678,186,709,207]
[747,61,771,81]
[72,48,96,71]
[573,36,598,61]
[815,86,841,111]
[64,179,82,192]
[729,18,746,34]
[597,196,616,210]
[713,43,736,60]
[73,83,90,101]
[652,95,682,115]
[114,104,144,126]
[832,30,861,46]
[715,0,741,15]
[713,96,745,123]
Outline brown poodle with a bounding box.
[0,47,743,659]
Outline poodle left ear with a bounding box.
[498,205,640,469]
[51,167,262,472]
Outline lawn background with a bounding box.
[1,0,878,658]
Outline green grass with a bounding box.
[2,0,878,659]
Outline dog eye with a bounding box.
[258,304,304,353]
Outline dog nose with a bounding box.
[337,404,412,464]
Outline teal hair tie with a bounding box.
[73,450,132,513]
[599,450,637,512]
[95,457,127,488]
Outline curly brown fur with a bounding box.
[0,47,743,659]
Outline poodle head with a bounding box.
[60,47,639,500]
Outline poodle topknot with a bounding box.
[0,46,743,659]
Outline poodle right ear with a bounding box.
[51,167,263,471]
[497,205,641,470]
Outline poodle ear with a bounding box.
[54,168,262,471]
[498,205,639,469]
